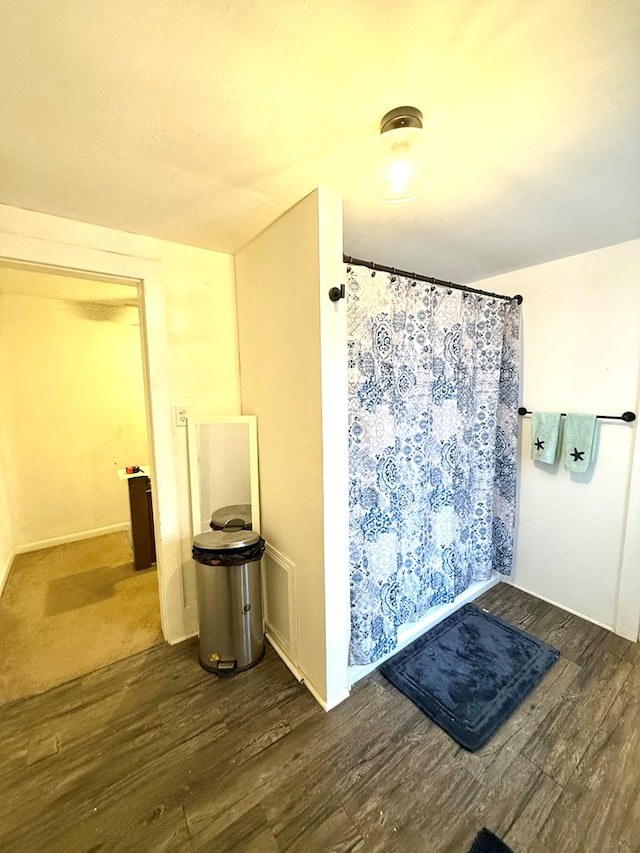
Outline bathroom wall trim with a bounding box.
[0,553,13,597]
[507,580,614,632]
[266,631,305,684]
[14,523,130,555]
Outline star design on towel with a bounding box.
[534,438,545,451]
[570,447,585,462]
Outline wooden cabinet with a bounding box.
[128,475,156,570]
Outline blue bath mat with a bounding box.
[468,828,514,852]
[380,603,560,751]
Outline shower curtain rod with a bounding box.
[343,255,523,304]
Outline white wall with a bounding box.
[159,242,240,623]
[0,291,148,548]
[235,188,350,709]
[474,239,640,638]
[0,204,239,642]
[0,467,13,595]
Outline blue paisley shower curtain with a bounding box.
[348,264,520,665]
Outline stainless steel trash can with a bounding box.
[192,529,265,676]
[210,503,252,531]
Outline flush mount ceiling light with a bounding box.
[364,106,431,203]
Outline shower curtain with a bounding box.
[347,265,520,665]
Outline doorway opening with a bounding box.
[0,261,163,703]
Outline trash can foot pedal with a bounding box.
[198,656,237,676]
[216,660,238,677]
[198,645,265,677]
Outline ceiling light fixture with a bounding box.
[364,106,431,203]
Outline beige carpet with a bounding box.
[0,531,163,705]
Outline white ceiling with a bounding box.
[1,0,639,283]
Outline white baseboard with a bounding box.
[323,686,352,712]
[266,630,305,684]
[505,579,615,634]
[14,522,130,555]
[266,631,351,712]
[169,631,198,645]
[0,551,14,598]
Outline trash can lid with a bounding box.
[210,503,252,529]
[193,529,261,551]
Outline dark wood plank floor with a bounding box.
[1,583,638,852]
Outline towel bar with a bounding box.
[517,407,636,423]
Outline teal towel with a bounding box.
[563,413,597,472]
[531,412,561,464]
